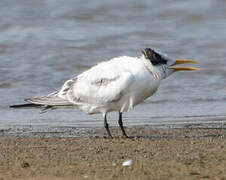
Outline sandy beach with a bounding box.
[0,127,226,180]
[1,0,226,179]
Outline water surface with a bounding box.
[0,0,226,136]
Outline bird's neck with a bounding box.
[142,58,164,80]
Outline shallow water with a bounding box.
[0,0,226,135]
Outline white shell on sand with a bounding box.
[122,159,133,167]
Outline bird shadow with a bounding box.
[128,135,173,140]
[100,135,174,140]
[100,133,224,140]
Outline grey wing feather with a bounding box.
[25,91,72,106]
[65,72,135,105]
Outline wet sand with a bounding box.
[0,127,226,180]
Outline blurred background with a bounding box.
[0,0,226,136]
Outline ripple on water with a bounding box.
[0,0,226,135]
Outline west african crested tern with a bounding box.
[11,48,199,138]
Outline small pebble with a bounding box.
[21,162,30,168]
[84,175,88,179]
[122,159,133,167]
[112,162,116,166]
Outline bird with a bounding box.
[10,48,199,138]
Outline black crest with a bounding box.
[142,48,167,65]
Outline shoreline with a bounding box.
[1,121,226,138]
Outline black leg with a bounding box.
[118,112,128,138]
[104,114,113,138]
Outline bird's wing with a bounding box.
[58,61,135,105]
[25,90,72,106]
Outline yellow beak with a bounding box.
[169,59,200,71]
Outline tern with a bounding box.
[11,48,199,138]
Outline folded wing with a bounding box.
[59,61,135,106]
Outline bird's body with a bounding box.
[11,48,199,138]
[59,56,161,114]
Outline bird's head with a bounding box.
[142,48,199,79]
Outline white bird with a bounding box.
[10,48,199,138]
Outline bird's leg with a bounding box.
[104,114,113,138]
[118,112,128,138]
